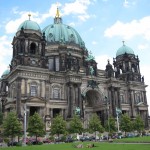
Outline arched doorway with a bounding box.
[82,88,106,127]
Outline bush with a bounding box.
[3,138,9,143]
[49,136,54,141]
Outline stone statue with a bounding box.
[116,107,122,116]
[75,107,80,115]
[85,51,95,61]
[89,66,94,76]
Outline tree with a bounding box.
[2,112,22,143]
[0,112,3,125]
[105,116,117,134]
[69,115,83,137]
[50,114,67,138]
[133,115,144,135]
[120,114,132,135]
[88,113,104,141]
[27,112,45,142]
[0,106,3,125]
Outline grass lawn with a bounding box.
[1,142,150,150]
[114,136,150,143]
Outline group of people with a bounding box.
[74,143,95,148]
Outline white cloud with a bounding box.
[5,0,95,34]
[62,0,94,21]
[141,65,150,111]
[104,16,150,40]
[5,3,58,34]
[89,27,94,31]
[95,55,112,70]
[137,44,148,50]
[69,22,76,27]
[92,41,97,45]
[123,0,136,8]
[0,36,12,76]
[123,0,129,8]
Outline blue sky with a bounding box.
[0,0,150,110]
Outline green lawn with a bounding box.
[1,142,150,150]
[114,136,150,143]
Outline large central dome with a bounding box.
[42,9,85,48]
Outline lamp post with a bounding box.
[105,96,110,134]
[116,107,122,133]
[23,103,27,146]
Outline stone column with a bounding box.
[16,78,21,117]
[21,78,25,95]
[110,87,116,117]
[67,83,73,118]
[143,91,147,104]
[117,88,121,109]
[25,79,27,96]
[78,84,83,117]
[41,81,46,98]
[129,90,135,117]
[50,108,53,118]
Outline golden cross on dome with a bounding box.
[28,14,31,20]
[56,2,60,18]
[122,40,125,46]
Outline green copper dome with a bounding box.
[17,20,41,32]
[116,44,134,57]
[1,69,10,77]
[42,17,85,48]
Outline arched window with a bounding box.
[30,83,37,96]
[53,88,60,99]
[30,43,36,54]
[52,85,61,99]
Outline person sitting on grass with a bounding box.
[72,143,83,148]
[86,143,95,148]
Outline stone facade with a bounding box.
[0,14,149,131]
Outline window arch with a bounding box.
[30,42,36,54]
[30,82,38,96]
[52,84,61,99]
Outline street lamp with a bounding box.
[104,96,110,134]
[116,107,122,133]
[23,103,27,146]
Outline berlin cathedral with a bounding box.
[0,8,149,131]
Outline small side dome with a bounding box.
[1,68,10,78]
[116,42,134,57]
[17,20,41,32]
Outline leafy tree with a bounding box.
[120,114,132,135]
[105,116,117,134]
[27,112,45,142]
[133,115,144,134]
[88,113,104,141]
[2,112,22,142]
[0,112,3,125]
[50,114,67,138]
[69,115,83,137]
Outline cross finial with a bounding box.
[56,2,60,18]
[122,40,125,46]
[107,59,110,63]
[28,14,31,20]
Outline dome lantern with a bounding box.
[116,41,134,57]
[17,14,41,33]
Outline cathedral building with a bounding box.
[0,8,149,130]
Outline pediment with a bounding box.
[26,97,46,103]
[30,33,41,40]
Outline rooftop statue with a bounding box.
[116,107,122,115]
[89,66,94,76]
[85,51,95,61]
[75,107,80,115]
